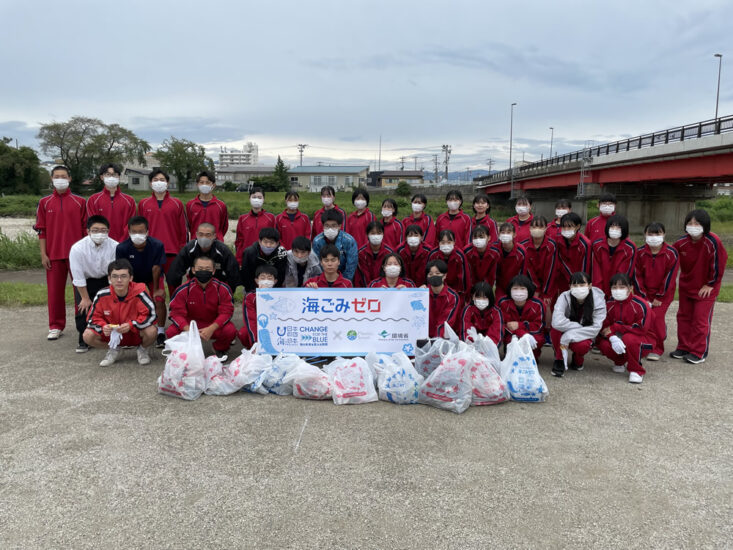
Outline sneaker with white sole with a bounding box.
[612,363,626,373]
[628,372,643,384]
[136,346,151,365]
[99,348,120,367]
[669,349,687,360]
[76,342,90,353]
[646,353,661,361]
[684,353,705,364]
[155,332,166,349]
[47,329,63,340]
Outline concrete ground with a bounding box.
[1,303,731,549]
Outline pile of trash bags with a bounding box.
[157,323,548,414]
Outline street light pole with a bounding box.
[549,126,554,159]
[714,53,723,120]
[509,102,517,196]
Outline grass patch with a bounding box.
[0,232,42,269]
[0,282,73,306]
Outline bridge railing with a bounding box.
[479,114,733,186]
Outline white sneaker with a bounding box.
[136,346,151,365]
[99,348,120,367]
[612,363,627,373]
[646,353,661,361]
[47,329,63,340]
[629,372,643,384]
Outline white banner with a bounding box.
[255,288,429,356]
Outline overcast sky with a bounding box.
[1,0,731,173]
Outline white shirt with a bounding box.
[69,235,119,287]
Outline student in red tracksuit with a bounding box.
[591,214,637,298]
[398,224,432,287]
[584,192,617,243]
[436,189,472,249]
[548,199,572,242]
[311,185,347,240]
[633,222,679,360]
[427,229,470,294]
[355,221,393,287]
[471,193,499,244]
[403,193,437,248]
[235,186,276,265]
[460,281,502,345]
[275,190,311,250]
[368,253,416,288]
[137,169,188,296]
[493,223,526,301]
[596,273,652,383]
[35,165,87,340]
[554,212,592,295]
[506,195,534,244]
[426,259,462,338]
[166,255,236,355]
[463,225,500,293]
[86,163,136,242]
[671,209,728,364]
[380,198,404,250]
[522,216,557,336]
[239,265,278,349]
[305,244,354,288]
[498,275,545,359]
[185,170,229,241]
[346,187,375,249]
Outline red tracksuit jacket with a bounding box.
[168,278,234,330]
[506,214,534,245]
[402,213,436,248]
[460,304,503,344]
[311,204,347,240]
[427,248,470,294]
[35,189,87,260]
[86,188,136,242]
[498,296,545,340]
[584,214,614,243]
[521,237,557,300]
[591,238,637,297]
[186,195,229,241]
[381,217,404,250]
[673,233,728,297]
[555,234,592,291]
[398,243,432,287]
[356,244,394,287]
[304,273,353,288]
[235,210,276,264]
[547,220,563,242]
[436,211,473,249]
[493,243,527,298]
[241,291,258,348]
[346,209,375,249]
[137,192,188,255]
[87,281,156,334]
[472,216,499,243]
[368,277,415,288]
[633,244,679,305]
[275,210,311,250]
[463,244,500,288]
[602,295,650,339]
[428,285,462,338]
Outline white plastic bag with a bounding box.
[250,353,302,395]
[324,357,378,405]
[157,321,206,400]
[375,352,424,404]
[414,324,460,379]
[205,345,270,395]
[466,327,502,370]
[282,362,333,400]
[467,348,509,406]
[501,336,549,402]
[418,347,473,413]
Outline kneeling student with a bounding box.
[305,244,353,288]
[83,259,158,367]
[166,255,236,357]
[459,281,502,345]
[497,275,545,358]
[426,259,462,338]
[240,265,278,349]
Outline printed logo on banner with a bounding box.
[347,330,358,341]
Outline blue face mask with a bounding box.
[261,244,277,255]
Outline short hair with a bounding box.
[438,229,456,242]
[107,258,133,276]
[321,209,343,225]
[255,265,278,279]
[285,190,300,200]
[410,193,428,204]
[250,186,264,196]
[471,281,495,308]
[98,163,122,177]
[530,215,548,228]
[196,222,216,234]
[320,185,336,197]
[499,222,515,233]
[351,187,370,205]
[569,271,591,286]
[507,274,536,299]
[560,212,582,228]
[193,255,215,269]
[381,198,398,214]
[51,165,70,177]
[291,236,311,252]
[472,194,490,210]
[515,195,533,205]
[598,192,617,204]
[366,221,384,235]
[644,221,665,234]
[445,189,463,202]
[127,216,149,230]
[259,227,280,241]
[605,214,629,240]
[684,209,711,234]
[471,225,489,238]
[426,259,448,275]
[555,198,572,209]
[609,273,632,288]
[149,168,170,182]
[319,243,340,260]
[405,224,423,236]
[196,170,216,184]
[87,215,110,229]
[380,253,404,277]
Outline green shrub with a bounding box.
[0,231,41,269]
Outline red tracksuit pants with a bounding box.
[676,293,716,359]
[649,301,671,355]
[550,328,592,366]
[166,322,237,352]
[596,333,651,375]
[47,259,76,330]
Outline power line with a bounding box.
[296,144,308,166]
[442,144,451,182]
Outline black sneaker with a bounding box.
[669,349,687,360]
[156,332,166,349]
[684,353,705,364]
[215,349,229,359]
[569,361,584,371]
[551,359,566,377]
[75,341,90,353]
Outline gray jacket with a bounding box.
[552,287,607,346]
[283,250,322,287]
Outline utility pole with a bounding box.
[399,156,406,170]
[466,167,471,182]
[413,156,418,170]
[549,127,554,158]
[509,102,517,197]
[433,154,439,184]
[378,135,382,170]
[296,144,308,166]
[486,158,494,173]
[441,144,451,182]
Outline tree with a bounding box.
[0,137,45,195]
[37,116,150,192]
[155,137,215,193]
[396,180,412,197]
[250,156,290,193]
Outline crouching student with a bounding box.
[498,275,545,359]
[284,236,322,288]
[239,265,278,349]
[596,274,652,384]
[166,255,236,357]
[368,253,415,288]
[459,281,502,345]
[305,244,353,288]
[83,259,158,367]
[426,259,462,338]
[550,271,606,377]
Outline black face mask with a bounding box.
[427,275,444,287]
[193,270,213,283]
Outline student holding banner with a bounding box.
[305,245,354,288]
[398,224,432,287]
[239,265,278,349]
[368,253,415,288]
[426,259,462,338]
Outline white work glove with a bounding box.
[609,334,626,355]
[109,329,122,350]
[520,333,537,350]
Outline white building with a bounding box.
[219,142,259,166]
[288,166,369,192]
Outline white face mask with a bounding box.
[381,209,393,218]
[611,288,629,301]
[130,233,147,245]
[292,254,309,265]
[555,209,569,218]
[447,200,460,211]
[561,229,576,240]
[570,286,590,300]
[406,236,421,247]
[384,265,401,278]
[323,227,339,240]
[600,204,615,216]
[515,205,529,215]
[499,234,513,244]
[287,201,299,210]
[439,243,454,255]
[103,176,119,188]
[411,203,424,213]
[511,288,528,302]
[474,298,489,310]
[530,228,545,239]
[250,197,264,208]
[646,235,664,247]
[686,225,703,238]
[90,233,108,245]
[354,199,367,209]
[151,181,167,193]
[608,228,622,240]
[321,196,334,207]
[53,179,69,191]
[198,184,213,195]
[472,237,487,249]
[258,279,275,289]
[368,234,383,246]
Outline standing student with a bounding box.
[633,222,679,360]
[86,163,136,242]
[235,186,276,265]
[498,275,545,359]
[397,224,432,287]
[426,259,462,338]
[436,190,472,249]
[463,225,500,293]
[368,253,415,288]
[356,221,393,287]
[403,193,436,248]
[240,227,288,291]
[548,199,572,242]
[493,223,526,301]
[585,192,617,243]
[185,171,228,241]
[671,209,728,364]
[427,229,470,294]
[311,185,347,240]
[459,281,503,345]
[522,216,557,334]
[35,165,87,340]
[591,214,636,298]
[346,187,375,249]
[554,212,592,296]
[506,196,534,244]
[471,193,499,243]
[283,236,322,288]
[305,244,354,288]
[311,209,358,282]
[550,271,606,377]
[240,265,278,349]
[380,198,404,250]
[275,190,311,250]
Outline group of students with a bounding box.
[37,163,727,381]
